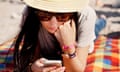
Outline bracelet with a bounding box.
[62,50,76,59]
[63,44,75,50]
[68,51,76,59]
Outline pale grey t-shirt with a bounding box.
[77,6,96,53]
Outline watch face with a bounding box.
[68,52,76,59]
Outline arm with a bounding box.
[54,20,90,72]
[62,46,89,72]
[54,6,96,72]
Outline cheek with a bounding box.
[41,21,56,33]
[41,21,64,33]
[41,22,49,29]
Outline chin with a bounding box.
[48,30,56,34]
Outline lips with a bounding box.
[48,27,57,33]
[49,27,55,30]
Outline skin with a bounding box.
[31,16,89,72]
[41,16,64,34]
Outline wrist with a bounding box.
[62,42,76,53]
[62,44,75,50]
[62,41,77,50]
[62,50,76,59]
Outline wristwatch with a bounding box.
[62,50,76,59]
[68,52,76,59]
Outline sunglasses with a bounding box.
[35,11,74,22]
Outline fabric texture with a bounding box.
[0,35,120,72]
[85,35,120,72]
[77,6,96,53]
[0,39,15,72]
[23,0,89,13]
[95,18,106,37]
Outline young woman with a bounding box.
[13,0,96,72]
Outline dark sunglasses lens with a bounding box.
[56,15,72,22]
[36,11,73,21]
[39,16,52,21]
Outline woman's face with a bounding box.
[36,11,73,34]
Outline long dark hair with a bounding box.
[13,6,78,72]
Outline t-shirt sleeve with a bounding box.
[77,6,97,53]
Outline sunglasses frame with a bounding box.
[35,10,74,22]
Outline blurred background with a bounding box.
[90,0,120,39]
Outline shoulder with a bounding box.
[77,6,97,25]
[77,6,96,20]
[81,6,96,16]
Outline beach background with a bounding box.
[0,0,120,44]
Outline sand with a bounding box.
[0,1,25,44]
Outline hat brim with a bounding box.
[23,0,89,13]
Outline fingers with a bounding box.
[41,66,65,72]
[64,20,71,29]
[54,19,76,47]
[42,66,57,72]
[59,19,76,35]
[40,58,48,62]
[48,67,65,72]
[71,20,76,34]
[32,58,65,72]
[54,28,60,37]
[62,20,76,31]
[35,58,48,67]
[56,20,73,33]
[54,28,63,46]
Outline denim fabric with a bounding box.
[95,18,106,37]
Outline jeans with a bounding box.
[95,18,106,38]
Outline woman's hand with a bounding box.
[54,20,76,52]
[31,58,65,72]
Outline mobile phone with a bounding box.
[43,60,62,67]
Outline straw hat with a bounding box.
[23,0,89,13]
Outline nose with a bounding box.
[49,16,58,27]
[50,16,58,23]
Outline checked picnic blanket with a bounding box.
[0,39,15,72]
[0,35,120,72]
[85,36,120,72]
